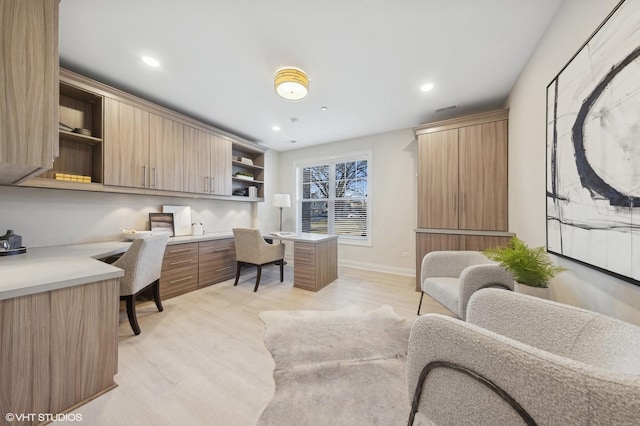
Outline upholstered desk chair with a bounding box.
[232,228,285,292]
[417,251,514,319]
[113,234,169,335]
[407,288,640,426]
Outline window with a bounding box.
[296,153,370,244]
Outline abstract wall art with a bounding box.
[546,0,640,285]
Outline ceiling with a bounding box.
[58,0,563,152]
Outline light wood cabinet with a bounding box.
[416,110,508,231]
[198,238,236,287]
[293,239,338,292]
[149,114,184,191]
[20,69,267,201]
[183,128,232,196]
[0,0,59,185]
[211,136,232,195]
[160,243,199,300]
[0,278,119,425]
[414,109,511,290]
[103,98,150,188]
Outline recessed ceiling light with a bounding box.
[142,56,160,67]
[320,106,328,111]
[290,140,297,144]
[272,125,281,131]
[420,83,434,92]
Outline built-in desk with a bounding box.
[0,232,233,425]
[267,233,339,292]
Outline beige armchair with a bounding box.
[417,251,513,319]
[113,234,169,335]
[407,288,640,425]
[232,228,285,292]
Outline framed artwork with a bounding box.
[149,213,175,237]
[546,0,640,285]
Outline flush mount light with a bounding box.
[272,125,281,131]
[320,106,328,111]
[142,56,160,67]
[274,67,309,101]
[420,83,435,92]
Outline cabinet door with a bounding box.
[0,0,59,184]
[183,126,210,194]
[211,136,232,196]
[198,239,235,287]
[103,98,149,188]
[458,121,508,231]
[149,114,184,191]
[417,130,459,229]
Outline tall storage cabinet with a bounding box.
[0,0,59,184]
[414,109,513,290]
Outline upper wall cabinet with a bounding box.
[183,128,232,196]
[415,110,508,231]
[0,0,59,184]
[103,98,150,188]
[20,68,266,201]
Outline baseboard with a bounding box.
[338,259,415,277]
[282,255,416,278]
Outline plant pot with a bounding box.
[514,282,550,299]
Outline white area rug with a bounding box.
[257,305,414,426]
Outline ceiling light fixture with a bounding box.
[320,106,328,111]
[420,83,434,92]
[142,56,160,67]
[272,125,281,131]
[274,67,309,101]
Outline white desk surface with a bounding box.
[0,232,234,301]
[264,232,339,243]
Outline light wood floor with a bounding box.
[57,266,453,425]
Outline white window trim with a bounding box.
[294,150,372,247]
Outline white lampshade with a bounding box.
[273,193,291,208]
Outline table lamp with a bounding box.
[273,193,291,231]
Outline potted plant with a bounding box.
[483,236,566,299]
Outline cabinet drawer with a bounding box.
[160,264,198,298]
[199,239,235,262]
[294,242,316,255]
[163,243,199,261]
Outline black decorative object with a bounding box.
[546,0,640,285]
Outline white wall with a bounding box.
[506,0,640,325]
[0,185,256,247]
[277,128,418,276]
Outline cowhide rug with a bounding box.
[257,305,414,426]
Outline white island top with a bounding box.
[0,232,234,301]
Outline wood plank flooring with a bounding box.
[56,266,453,425]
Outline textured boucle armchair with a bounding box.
[407,288,640,426]
[233,228,285,292]
[417,251,514,319]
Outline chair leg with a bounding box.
[417,291,425,316]
[124,294,141,335]
[254,265,262,292]
[234,262,241,286]
[279,260,284,282]
[151,279,163,312]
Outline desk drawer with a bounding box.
[164,243,199,261]
[160,264,198,298]
[198,238,236,287]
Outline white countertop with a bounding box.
[264,232,339,243]
[0,232,234,301]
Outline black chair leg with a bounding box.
[124,294,141,335]
[254,265,262,292]
[234,262,241,286]
[151,279,163,312]
[417,291,425,315]
[279,260,284,282]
